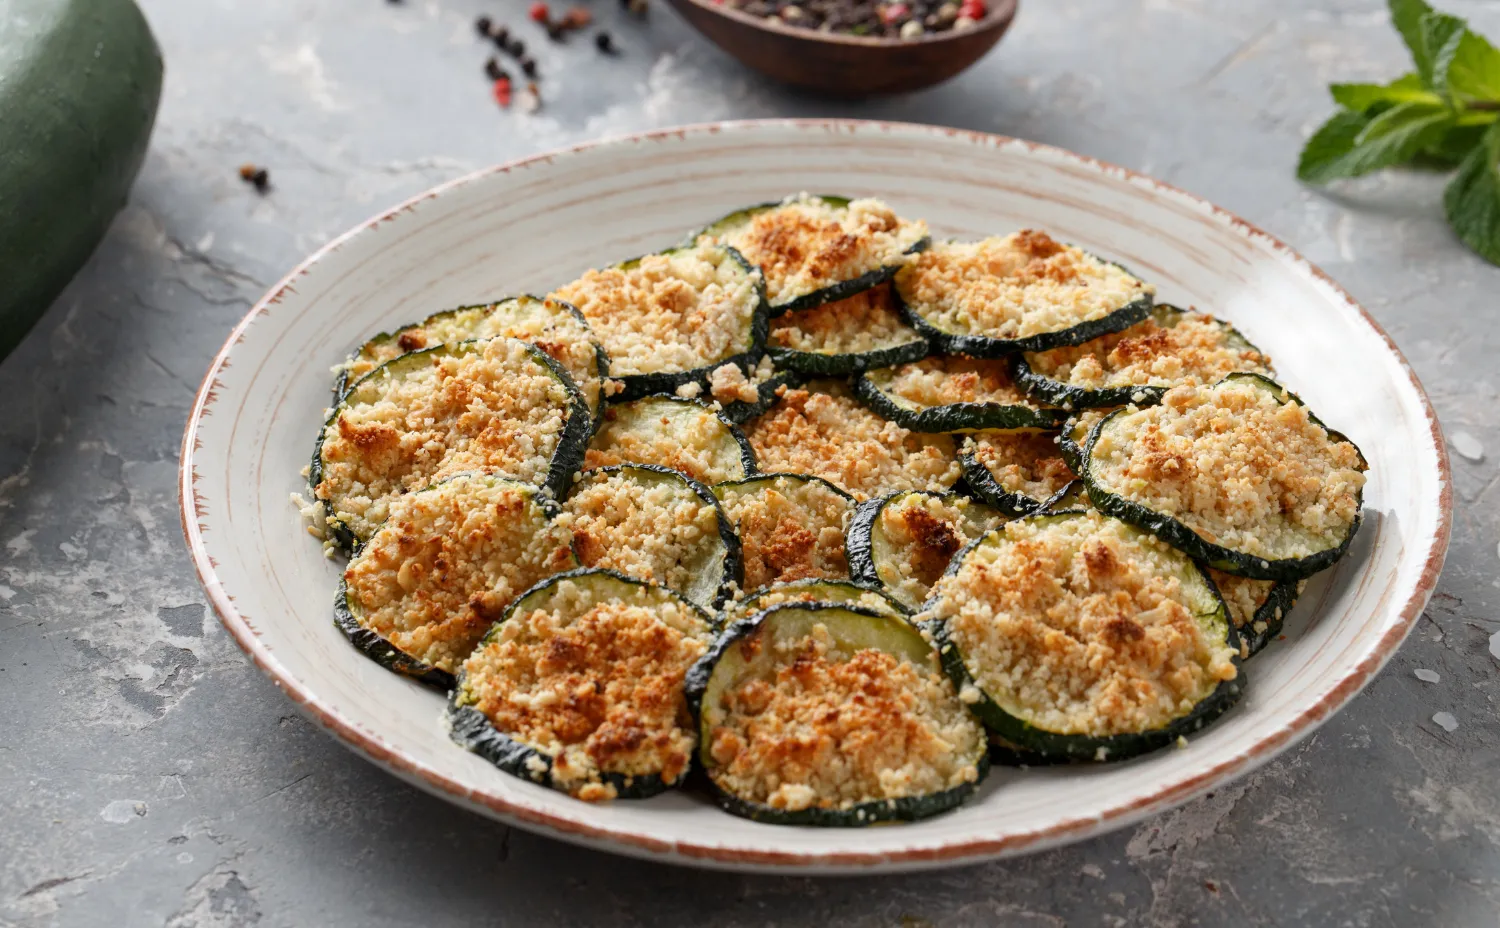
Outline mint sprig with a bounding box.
[1299,0,1500,265]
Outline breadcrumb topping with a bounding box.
[586,398,749,485]
[340,298,606,417]
[706,615,983,811]
[1088,380,1367,560]
[870,493,1006,608]
[553,244,761,378]
[710,360,766,405]
[717,476,853,590]
[743,381,960,501]
[565,470,727,606]
[344,475,574,672]
[705,195,928,306]
[871,355,1054,412]
[769,284,924,355]
[1024,308,1271,391]
[733,581,901,619]
[457,578,713,799]
[316,338,575,543]
[1209,570,1277,631]
[965,431,1075,502]
[896,230,1152,340]
[918,512,1238,735]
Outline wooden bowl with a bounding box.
[664,0,1018,95]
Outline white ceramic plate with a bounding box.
[180,120,1451,874]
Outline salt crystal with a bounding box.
[1414,668,1440,683]
[1432,711,1458,732]
[1449,431,1484,462]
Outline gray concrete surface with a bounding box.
[2,0,1497,924]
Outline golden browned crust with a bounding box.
[966,430,1075,501]
[717,476,853,590]
[1024,310,1271,391]
[344,475,574,672]
[917,512,1238,736]
[1089,381,1367,560]
[459,583,712,799]
[768,284,921,354]
[708,196,928,306]
[896,230,1153,339]
[877,355,1046,409]
[585,401,748,485]
[742,382,960,501]
[706,621,983,811]
[316,337,575,541]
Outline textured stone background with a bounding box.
[1,0,1497,925]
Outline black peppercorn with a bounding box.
[510,38,526,56]
[546,22,566,41]
[595,31,615,53]
[492,25,510,46]
[520,57,538,77]
[485,57,509,81]
[475,15,492,36]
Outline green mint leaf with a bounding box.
[1298,102,1456,183]
[1444,121,1500,264]
[1389,0,1438,82]
[1330,73,1438,113]
[1427,16,1500,102]
[1418,123,1489,167]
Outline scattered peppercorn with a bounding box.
[520,57,538,78]
[238,163,270,193]
[475,15,493,36]
[492,25,511,46]
[626,0,648,15]
[529,2,550,22]
[485,57,509,81]
[546,22,567,41]
[595,30,616,53]
[562,6,592,27]
[509,37,527,56]
[493,76,513,107]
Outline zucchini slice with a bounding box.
[713,473,856,591]
[959,430,1077,516]
[686,602,989,825]
[448,568,716,801]
[855,356,1069,433]
[1210,569,1306,658]
[563,464,743,610]
[1083,373,1368,580]
[847,491,1008,609]
[552,243,768,400]
[766,283,929,375]
[895,230,1154,356]
[920,511,1244,762]
[336,472,576,687]
[698,356,797,425]
[1011,304,1271,410]
[691,194,931,314]
[311,337,591,553]
[727,578,910,622]
[333,295,610,424]
[585,395,755,485]
[741,379,961,501]
[1057,409,1112,473]
[714,365,800,425]
[1038,478,1094,514]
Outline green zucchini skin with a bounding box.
[331,296,611,431]
[853,371,1070,434]
[767,335,929,377]
[689,196,931,315]
[1081,373,1366,581]
[715,368,803,425]
[1035,478,1091,515]
[922,524,1244,763]
[843,490,981,591]
[956,441,1071,518]
[895,263,1153,358]
[447,567,715,799]
[334,580,456,691]
[1057,414,1107,474]
[607,245,771,402]
[566,463,745,611]
[684,601,989,825]
[1008,304,1265,410]
[1234,577,1303,658]
[1,0,162,363]
[309,338,592,555]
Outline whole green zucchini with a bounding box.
[0,0,162,362]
